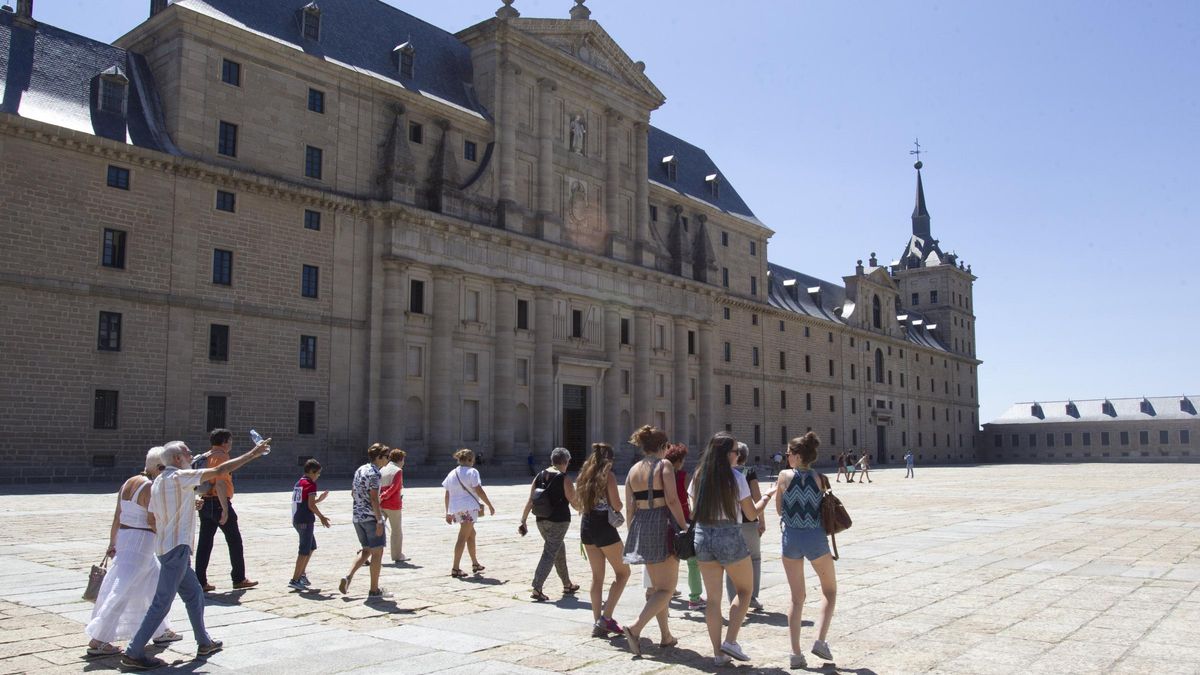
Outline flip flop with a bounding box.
[623,627,642,657]
[86,643,120,657]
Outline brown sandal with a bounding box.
[450,568,467,578]
[531,589,549,602]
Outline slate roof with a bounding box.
[0,10,177,152]
[171,0,485,116]
[988,397,1200,425]
[648,126,756,220]
[766,262,950,352]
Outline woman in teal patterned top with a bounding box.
[774,432,838,669]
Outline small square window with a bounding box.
[93,390,119,429]
[298,400,316,434]
[215,190,236,212]
[212,249,233,285]
[97,311,122,351]
[304,209,321,231]
[409,122,423,144]
[218,121,238,157]
[300,335,317,369]
[301,265,320,298]
[305,145,323,180]
[221,59,241,86]
[106,165,130,190]
[102,228,126,269]
[308,88,325,113]
[464,140,477,162]
[209,324,229,361]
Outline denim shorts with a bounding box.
[294,522,317,555]
[354,519,386,549]
[781,525,831,561]
[694,522,751,565]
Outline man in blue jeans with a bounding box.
[121,437,269,670]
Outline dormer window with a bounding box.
[97,66,128,115]
[301,2,321,41]
[706,173,720,198]
[661,154,677,182]
[394,42,415,79]
[1065,401,1080,418]
[1139,398,1154,415]
[1102,399,1116,417]
[1030,403,1044,419]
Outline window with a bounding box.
[753,388,760,407]
[408,122,423,144]
[850,364,856,380]
[221,59,240,86]
[1120,431,1129,445]
[781,390,787,409]
[215,190,236,212]
[297,401,316,434]
[1064,433,1073,447]
[750,241,757,256]
[1160,430,1169,445]
[874,349,884,383]
[622,369,630,395]
[724,385,732,405]
[212,249,233,285]
[619,317,630,344]
[806,393,812,411]
[851,398,856,414]
[209,324,229,361]
[994,435,1003,448]
[723,307,730,320]
[307,88,325,113]
[407,345,423,377]
[852,429,858,445]
[304,146,324,179]
[665,159,677,182]
[106,165,130,190]
[722,268,729,287]
[304,209,321,230]
[301,265,319,298]
[102,229,126,269]
[830,428,836,445]
[724,342,731,362]
[571,309,583,338]
[399,48,415,79]
[721,231,729,247]
[1140,430,1149,445]
[464,353,478,382]
[752,347,760,367]
[517,299,529,330]
[828,359,835,377]
[750,276,758,296]
[464,140,477,162]
[911,292,919,306]
[805,355,811,372]
[930,290,939,304]
[97,312,122,351]
[1183,430,1191,444]
[754,425,761,445]
[299,335,317,369]
[1082,432,1092,446]
[302,7,321,40]
[872,295,881,329]
[217,121,238,157]
[516,358,528,386]
[465,290,480,322]
[1101,432,1110,446]
[206,395,227,431]
[93,390,119,429]
[780,320,786,332]
[655,324,665,349]
[1046,433,1054,447]
[409,279,425,313]
[829,395,836,412]
[779,351,787,370]
[649,205,658,222]
[752,314,758,326]
[98,76,126,114]
[687,330,695,355]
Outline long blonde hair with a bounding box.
[576,443,613,512]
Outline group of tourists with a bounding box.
[87,424,843,670]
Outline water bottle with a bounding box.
[249,429,271,455]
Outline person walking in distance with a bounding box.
[339,443,392,600]
[288,459,330,591]
[775,432,838,668]
[904,451,915,478]
[380,448,407,563]
[520,448,580,601]
[856,453,873,483]
[120,438,269,670]
[845,453,858,483]
[442,448,496,577]
[835,451,849,483]
[195,429,257,593]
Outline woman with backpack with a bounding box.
[574,443,631,636]
[519,447,580,601]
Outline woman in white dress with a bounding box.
[85,447,180,657]
[441,448,495,578]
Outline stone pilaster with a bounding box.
[429,268,458,461]
[492,282,517,460]
[634,120,651,265]
[633,309,652,425]
[604,108,622,236]
[533,288,555,454]
[497,58,521,228]
[673,317,689,444]
[698,321,715,442]
[603,304,622,444]
[535,78,561,242]
[379,262,407,446]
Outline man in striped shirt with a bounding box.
[121,437,269,670]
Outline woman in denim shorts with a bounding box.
[775,432,837,669]
[688,432,776,666]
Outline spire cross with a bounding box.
[909,138,923,161]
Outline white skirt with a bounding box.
[85,528,171,643]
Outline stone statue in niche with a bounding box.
[569,179,588,226]
[569,114,586,154]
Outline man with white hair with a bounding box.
[121,437,269,670]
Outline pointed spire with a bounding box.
[911,162,931,238]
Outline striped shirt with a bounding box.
[149,466,205,556]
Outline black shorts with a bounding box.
[580,510,621,548]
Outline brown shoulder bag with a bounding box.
[818,473,852,560]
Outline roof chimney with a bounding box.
[14,0,33,25]
[151,0,168,16]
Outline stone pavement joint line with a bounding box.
[1,463,1199,673]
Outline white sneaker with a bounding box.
[720,641,750,661]
[790,653,807,669]
[811,639,833,661]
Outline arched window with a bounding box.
[872,295,882,329]
[874,348,884,383]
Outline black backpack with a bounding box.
[530,470,561,518]
[191,451,215,495]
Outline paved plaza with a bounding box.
[1,463,1199,674]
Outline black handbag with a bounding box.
[673,520,696,560]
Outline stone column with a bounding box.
[633,309,652,426]
[698,321,715,441]
[603,305,622,444]
[673,317,689,444]
[536,78,557,217]
[492,282,516,461]
[533,288,556,454]
[429,269,458,461]
[634,121,650,254]
[380,262,407,446]
[497,58,521,223]
[605,108,622,236]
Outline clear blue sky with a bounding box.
[34,0,1200,424]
